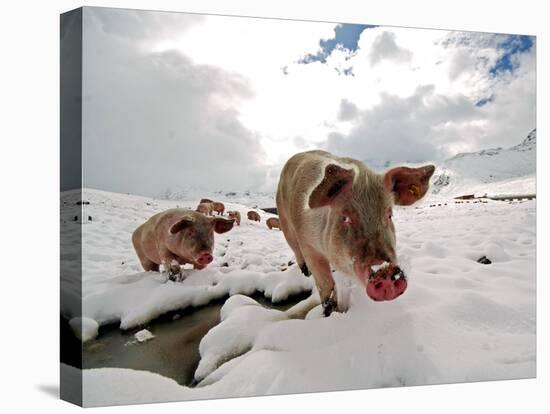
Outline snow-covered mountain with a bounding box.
[160,186,276,208]
[160,129,536,205]
[430,129,536,198]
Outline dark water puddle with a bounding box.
[64,291,311,387]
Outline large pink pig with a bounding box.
[276,150,434,316]
[132,209,234,278]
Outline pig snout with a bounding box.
[366,274,407,301]
[354,260,407,301]
[196,252,213,266]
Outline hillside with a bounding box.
[430,129,536,199]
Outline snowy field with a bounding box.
[61,188,535,407]
[61,189,312,335]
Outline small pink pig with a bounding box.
[211,201,225,216]
[266,217,280,230]
[247,211,261,222]
[227,210,241,225]
[132,209,234,278]
[196,202,213,216]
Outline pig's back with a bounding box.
[277,151,342,231]
[277,151,325,209]
[144,209,196,240]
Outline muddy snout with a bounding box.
[354,261,407,301]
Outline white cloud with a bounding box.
[82,8,268,197]
[369,31,412,65]
[80,8,536,194]
[261,26,535,170]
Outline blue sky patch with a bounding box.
[489,35,534,76]
[299,23,376,64]
[475,95,494,107]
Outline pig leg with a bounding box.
[302,248,337,316]
[279,214,310,276]
[286,232,310,276]
[133,243,159,272]
[138,256,159,272]
[132,233,160,272]
[286,292,321,319]
[159,249,181,281]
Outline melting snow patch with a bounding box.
[69,316,99,343]
[371,262,390,273]
[134,329,155,343]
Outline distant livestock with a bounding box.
[247,211,261,222]
[196,202,213,216]
[211,201,225,216]
[227,211,241,225]
[266,217,280,230]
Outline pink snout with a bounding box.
[354,260,408,302]
[366,277,407,301]
[196,252,213,266]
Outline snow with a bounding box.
[79,365,199,407]
[73,188,535,407]
[189,198,535,392]
[134,329,155,343]
[61,189,312,338]
[430,129,536,199]
[64,130,536,406]
[69,317,98,343]
[160,185,276,209]
[370,262,390,273]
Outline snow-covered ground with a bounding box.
[61,187,535,407]
[61,189,312,337]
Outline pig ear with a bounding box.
[309,164,354,209]
[212,218,234,234]
[384,165,435,206]
[169,216,194,234]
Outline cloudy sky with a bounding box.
[80,7,535,197]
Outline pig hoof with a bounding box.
[322,298,337,317]
[168,265,181,280]
[300,263,311,277]
[171,272,186,283]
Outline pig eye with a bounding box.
[388,209,393,220]
[342,215,352,225]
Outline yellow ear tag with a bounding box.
[408,184,420,197]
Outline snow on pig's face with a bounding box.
[168,214,234,268]
[308,162,434,301]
